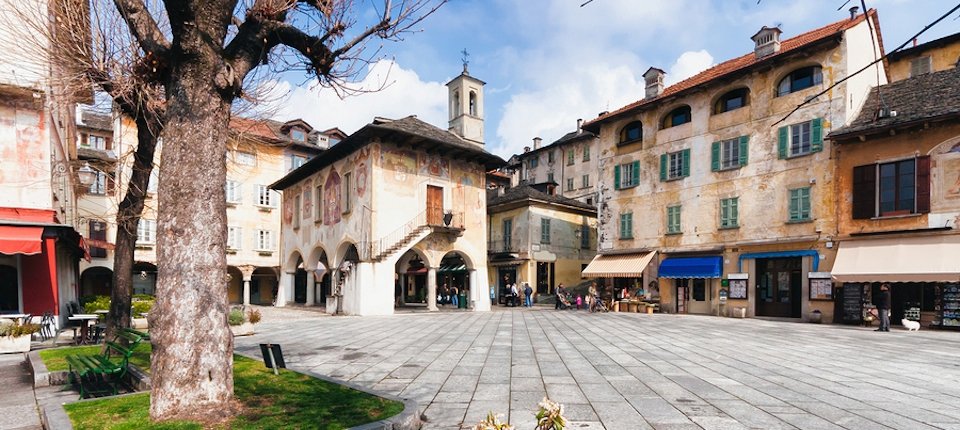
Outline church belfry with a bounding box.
[447,57,485,145]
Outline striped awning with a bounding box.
[582,251,657,278]
[438,264,467,273]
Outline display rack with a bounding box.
[940,283,960,329]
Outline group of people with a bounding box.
[554,282,606,312]
[438,283,461,307]
[502,281,535,307]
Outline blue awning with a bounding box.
[658,256,723,279]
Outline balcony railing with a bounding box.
[488,239,518,253]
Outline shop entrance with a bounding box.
[497,266,517,305]
[756,257,802,318]
[536,262,555,294]
[675,279,709,314]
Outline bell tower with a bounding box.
[447,50,485,146]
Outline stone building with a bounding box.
[487,183,597,300]
[512,120,600,206]
[582,9,885,321]
[886,32,960,82]
[270,68,503,315]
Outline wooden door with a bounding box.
[427,185,443,225]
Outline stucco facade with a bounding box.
[514,123,600,206]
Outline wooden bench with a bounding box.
[66,328,147,398]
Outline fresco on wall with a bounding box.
[381,147,417,183]
[302,186,312,219]
[353,147,370,198]
[933,140,960,211]
[283,188,295,224]
[323,169,341,225]
[419,153,450,179]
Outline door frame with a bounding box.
[426,185,444,225]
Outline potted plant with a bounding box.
[443,210,453,226]
[809,309,823,324]
[0,322,41,353]
[229,308,261,336]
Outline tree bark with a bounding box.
[149,3,236,420]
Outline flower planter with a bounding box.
[230,322,255,336]
[132,318,149,330]
[0,334,31,353]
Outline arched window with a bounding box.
[714,88,750,114]
[469,91,477,116]
[619,121,643,144]
[777,66,822,96]
[661,105,692,129]
[453,91,461,116]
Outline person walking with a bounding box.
[876,283,891,332]
[555,283,566,310]
[523,282,533,308]
[587,282,598,313]
[510,283,519,307]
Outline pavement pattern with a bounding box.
[0,353,42,430]
[235,308,960,430]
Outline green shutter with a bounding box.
[732,198,739,226]
[659,154,667,181]
[614,165,621,190]
[778,126,788,159]
[682,149,691,177]
[789,189,799,220]
[811,118,823,152]
[739,136,749,166]
[711,141,720,172]
[631,160,640,185]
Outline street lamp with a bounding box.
[77,162,97,187]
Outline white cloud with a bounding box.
[666,50,715,85]
[260,60,448,134]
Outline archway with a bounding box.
[252,267,278,305]
[131,262,157,296]
[396,249,429,307]
[226,266,244,304]
[312,250,331,306]
[293,256,307,304]
[80,267,113,298]
[437,251,471,307]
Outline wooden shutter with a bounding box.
[852,164,876,219]
[711,141,720,171]
[916,155,931,214]
[738,136,749,166]
[631,161,640,185]
[614,165,621,190]
[659,154,667,181]
[681,149,691,177]
[89,220,107,258]
[778,126,788,159]
[789,189,800,221]
[811,118,824,152]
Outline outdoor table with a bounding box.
[0,313,29,324]
[68,314,100,345]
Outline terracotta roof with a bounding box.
[584,10,878,128]
[487,183,596,213]
[230,116,331,153]
[829,67,960,139]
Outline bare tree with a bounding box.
[20,0,444,422]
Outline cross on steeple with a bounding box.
[460,48,470,73]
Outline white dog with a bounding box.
[902,319,920,331]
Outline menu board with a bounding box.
[728,279,748,300]
[809,279,833,300]
[841,283,863,324]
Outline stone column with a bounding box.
[239,265,255,307]
[305,271,316,306]
[427,267,438,311]
[468,268,478,310]
[277,271,293,307]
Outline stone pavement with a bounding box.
[235,309,960,430]
[0,353,42,430]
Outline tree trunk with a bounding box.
[107,114,159,345]
[149,5,235,420]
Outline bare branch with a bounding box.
[112,0,171,56]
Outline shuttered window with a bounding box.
[88,220,107,258]
[720,197,739,229]
[851,156,930,219]
[666,206,681,234]
[788,187,811,221]
[712,136,749,171]
[614,161,640,189]
[662,149,690,181]
[540,218,551,244]
[778,118,823,159]
[620,212,633,239]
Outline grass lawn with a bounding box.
[38,343,152,372]
[63,355,404,430]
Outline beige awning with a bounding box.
[582,251,657,278]
[832,235,960,283]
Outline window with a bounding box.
[289,155,307,172]
[147,169,158,194]
[137,219,156,244]
[853,158,931,219]
[778,118,823,158]
[548,151,555,164]
[566,178,574,191]
[580,224,590,249]
[789,187,812,222]
[290,128,306,142]
[720,197,739,229]
[227,226,242,250]
[225,180,242,204]
[712,136,749,171]
[540,218,551,244]
[342,172,352,214]
[614,161,640,189]
[619,212,633,239]
[582,174,589,188]
[667,205,681,234]
[583,145,591,161]
[715,88,749,114]
[293,194,301,229]
[910,56,932,77]
[256,185,276,207]
[88,220,107,258]
[567,150,575,165]
[660,149,691,181]
[234,151,256,166]
[661,105,691,129]
[503,218,512,248]
[619,121,642,144]
[315,185,323,221]
[469,91,477,116]
[529,157,539,168]
[547,172,555,183]
[89,171,109,195]
[84,134,110,150]
[256,230,275,251]
[777,66,822,96]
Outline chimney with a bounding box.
[524,146,530,153]
[576,118,583,133]
[643,67,665,99]
[849,6,859,20]
[533,137,542,150]
[751,26,783,59]
[598,111,608,118]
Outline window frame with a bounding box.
[788,187,812,222]
[661,149,691,181]
[234,151,256,167]
[580,223,590,249]
[619,212,633,239]
[582,174,589,188]
[256,185,276,208]
[666,205,682,234]
[777,66,823,97]
[566,178,574,191]
[619,121,643,145]
[567,149,575,166]
[290,128,307,142]
[256,229,275,251]
[714,88,749,114]
[582,145,591,161]
[719,197,739,229]
[878,159,917,217]
[540,218,551,244]
[227,226,242,250]
[661,105,692,129]
[529,156,539,168]
[615,161,640,189]
[503,218,513,249]
[136,219,156,244]
[225,180,242,204]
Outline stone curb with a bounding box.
[27,350,71,387]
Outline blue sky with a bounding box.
[267,0,959,159]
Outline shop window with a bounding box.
[777,66,822,96]
[788,187,812,222]
[712,136,749,171]
[661,105,691,129]
[614,161,640,189]
[778,118,823,158]
[619,121,643,144]
[852,157,930,219]
[660,149,690,181]
[692,279,706,301]
[714,88,749,114]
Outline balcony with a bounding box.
[488,239,519,254]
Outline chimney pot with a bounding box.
[524,146,530,153]
[849,6,859,20]
[643,67,666,99]
[598,111,608,117]
[533,137,542,150]
[576,118,583,132]
[751,26,783,59]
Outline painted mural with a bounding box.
[381,147,417,183]
[419,153,450,179]
[933,139,960,212]
[302,186,312,219]
[283,189,295,224]
[353,147,370,198]
[324,169,341,225]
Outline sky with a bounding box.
[263,0,960,159]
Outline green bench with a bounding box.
[66,328,149,398]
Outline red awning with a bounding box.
[0,226,44,255]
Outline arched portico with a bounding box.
[395,248,431,308]
[131,262,157,296]
[80,266,113,297]
[308,247,332,307]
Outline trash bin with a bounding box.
[458,292,467,309]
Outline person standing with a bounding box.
[876,283,891,332]
[490,284,496,305]
[587,282,598,313]
[510,283,519,307]
[451,285,459,308]
[555,283,566,310]
[523,282,533,308]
